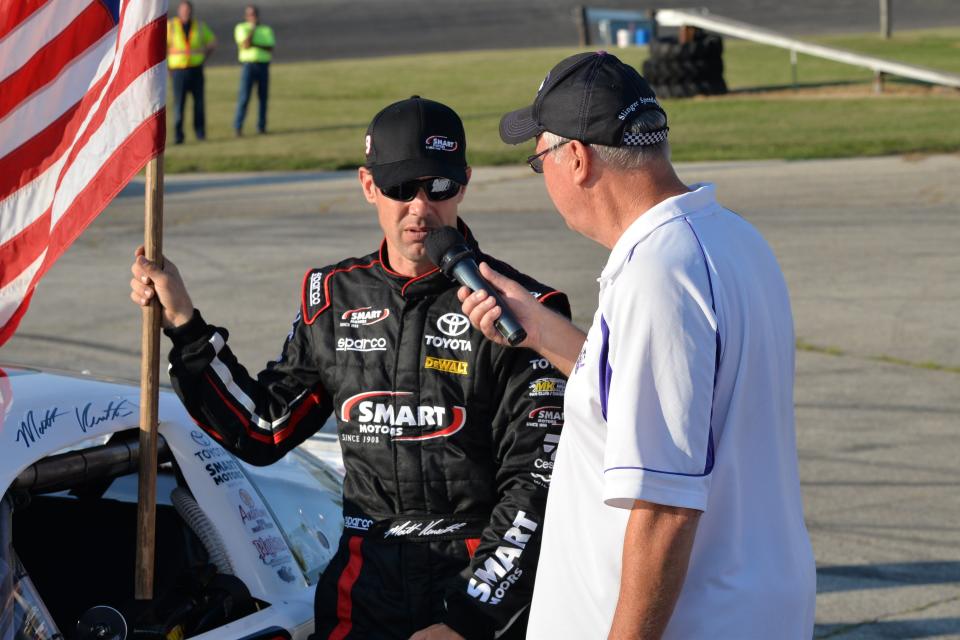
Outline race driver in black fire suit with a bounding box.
[129,96,570,640]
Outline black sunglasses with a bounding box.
[526,140,571,174]
[379,177,463,202]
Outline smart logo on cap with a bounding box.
[425,135,458,152]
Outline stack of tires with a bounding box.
[642,33,727,98]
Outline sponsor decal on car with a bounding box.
[425,135,458,152]
[525,405,563,429]
[528,377,566,397]
[252,535,293,567]
[191,430,212,447]
[424,356,469,376]
[206,458,244,485]
[339,391,466,441]
[467,511,538,605]
[238,487,275,534]
[340,306,390,328]
[336,337,388,352]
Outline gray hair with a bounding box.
[544,109,670,171]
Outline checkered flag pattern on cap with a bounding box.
[622,128,669,146]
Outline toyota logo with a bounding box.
[437,313,470,337]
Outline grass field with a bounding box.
[165,28,960,173]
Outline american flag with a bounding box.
[0,0,167,346]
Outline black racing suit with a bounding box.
[164,222,570,639]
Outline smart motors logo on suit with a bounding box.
[340,391,467,441]
[340,306,391,328]
[424,313,472,351]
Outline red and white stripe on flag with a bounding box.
[0,0,167,346]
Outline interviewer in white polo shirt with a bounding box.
[458,51,816,639]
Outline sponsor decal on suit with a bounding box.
[466,511,539,605]
[528,377,566,397]
[424,356,469,376]
[340,306,390,328]
[525,405,563,428]
[340,391,466,441]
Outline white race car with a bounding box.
[0,364,344,640]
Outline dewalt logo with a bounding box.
[424,356,469,376]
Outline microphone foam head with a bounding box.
[425,226,468,268]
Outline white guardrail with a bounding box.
[655,8,960,90]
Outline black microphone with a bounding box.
[425,227,527,346]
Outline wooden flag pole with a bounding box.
[136,154,164,600]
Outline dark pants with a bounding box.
[233,62,270,133]
[171,66,206,143]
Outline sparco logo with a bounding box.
[425,135,458,152]
[308,271,324,306]
[340,391,467,441]
[340,306,390,328]
[344,516,373,531]
[336,337,387,352]
[437,312,470,337]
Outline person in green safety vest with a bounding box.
[233,5,275,136]
[167,0,216,144]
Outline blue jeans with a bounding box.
[233,62,269,133]
[171,66,206,143]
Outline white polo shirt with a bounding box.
[527,184,815,639]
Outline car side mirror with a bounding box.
[75,605,128,640]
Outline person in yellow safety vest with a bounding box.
[167,0,216,144]
[233,5,275,136]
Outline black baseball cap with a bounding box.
[364,96,468,189]
[500,51,667,147]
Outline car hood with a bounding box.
[0,364,183,494]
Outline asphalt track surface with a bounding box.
[4,154,960,637]
[191,0,960,63]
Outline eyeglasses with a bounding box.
[379,177,463,202]
[526,140,570,174]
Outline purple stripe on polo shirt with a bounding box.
[684,216,718,476]
[599,315,613,421]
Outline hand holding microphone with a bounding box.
[425,227,528,347]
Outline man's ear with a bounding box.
[457,166,472,201]
[358,167,377,204]
[566,140,593,186]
